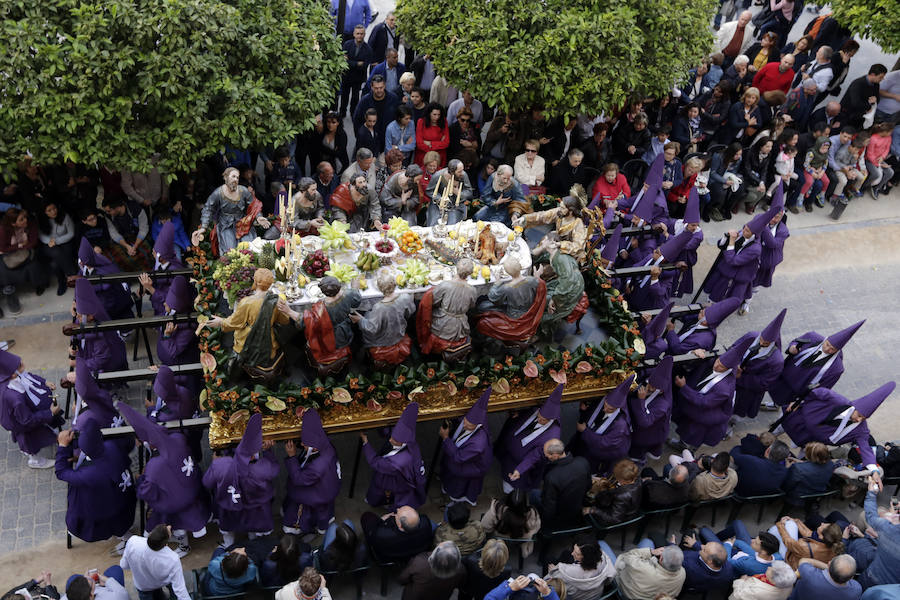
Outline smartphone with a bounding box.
[87,569,99,582]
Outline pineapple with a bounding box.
[258,243,277,270]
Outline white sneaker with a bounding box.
[647,452,662,460]
[681,449,694,462]
[27,455,54,469]
[175,545,191,559]
[760,399,778,411]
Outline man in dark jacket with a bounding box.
[730,440,790,496]
[641,464,691,509]
[547,148,587,196]
[353,76,400,145]
[340,25,374,117]
[839,64,887,127]
[540,439,591,530]
[367,12,398,65]
[361,505,434,562]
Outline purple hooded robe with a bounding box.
[628,356,674,459]
[0,350,62,454]
[363,402,427,510]
[440,387,494,504]
[148,222,185,316]
[77,237,135,321]
[732,309,787,418]
[74,279,128,374]
[495,384,563,490]
[572,376,634,474]
[283,409,341,533]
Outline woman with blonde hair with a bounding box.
[720,86,761,143]
[459,539,512,600]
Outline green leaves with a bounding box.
[0,0,345,176]
[830,0,900,53]
[395,0,716,116]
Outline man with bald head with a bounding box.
[715,11,756,67]
[360,505,435,562]
[539,438,591,530]
[641,464,691,509]
[679,535,734,594]
[753,53,796,94]
[790,555,860,600]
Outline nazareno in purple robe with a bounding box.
[283,409,341,533]
[703,236,761,302]
[662,219,703,297]
[55,420,136,542]
[148,223,185,316]
[440,388,494,504]
[673,360,737,448]
[768,332,844,407]
[628,357,674,459]
[0,351,62,455]
[782,388,879,465]
[156,275,200,394]
[74,279,128,374]
[496,384,563,490]
[753,219,789,288]
[202,414,279,534]
[117,401,210,534]
[363,402,427,510]
[732,332,785,419]
[73,358,124,436]
[78,237,135,321]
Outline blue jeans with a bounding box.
[104,566,125,587]
[600,538,654,563]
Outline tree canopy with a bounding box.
[830,0,900,54]
[395,0,716,117]
[0,0,345,176]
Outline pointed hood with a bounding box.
[151,365,187,414]
[683,187,701,224]
[78,237,112,268]
[719,335,756,369]
[648,356,674,393]
[301,408,330,450]
[600,224,622,262]
[646,302,675,341]
[644,154,665,190]
[631,187,655,224]
[165,275,192,313]
[77,419,106,460]
[75,358,102,400]
[827,320,865,350]
[658,230,693,262]
[75,278,110,320]
[769,181,785,214]
[153,222,177,263]
[853,381,895,419]
[745,211,770,236]
[539,384,563,420]
[760,308,787,345]
[703,297,741,328]
[0,349,21,383]
[391,402,419,444]
[236,413,263,463]
[464,386,491,426]
[605,374,635,409]
[117,400,171,458]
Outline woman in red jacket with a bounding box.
[588,163,631,210]
[667,155,705,218]
[414,102,450,168]
[0,208,49,314]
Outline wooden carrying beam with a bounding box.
[604,225,655,238]
[96,363,202,383]
[609,263,680,277]
[641,347,722,367]
[631,303,704,319]
[101,416,212,438]
[63,313,198,335]
[81,268,194,284]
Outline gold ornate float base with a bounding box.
[208,373,625,448]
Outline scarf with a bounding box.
[8,372,48,407]
[809,137,830,169]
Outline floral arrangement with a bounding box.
[211,247,257,307]
[187,234,643,420]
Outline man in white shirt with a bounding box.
[800,46,834,93]
[120,525,190,600]
[876,69,900,122]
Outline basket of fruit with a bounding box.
[398,230,424,255]
[301,249,330,278]
[372,238,398,264]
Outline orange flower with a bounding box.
[536,354,546,365]
[367,384,376,393]
[315,386,325,394]
[584,347,593,357]
[493,363,503,372]
[426,368,436,378]
[562,351,571,361]
[301,387,311,398]
[448,373,457,380]
[349,377,359,389]
[605,355,614,363]
[354,391,364,401]
[601,283,611,289]
[505,355,514,366]
[626,348,634,356]
[396,375,407,385]
[562,361,569,371]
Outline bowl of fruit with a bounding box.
[372,238,398,264]
[398,230,424,255]
[301,249,330,279]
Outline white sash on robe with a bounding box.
[828,407,861,444]
[514,410,554,446]
[453,422,481,447]
[679,322,707,342]
[590,409,621,436]
[643,389,661,413]
[384,443,407,458]
[638,256,664,288]
[698,369,732,393]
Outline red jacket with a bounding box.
[0,221,39,254]
[752,63,795,95]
